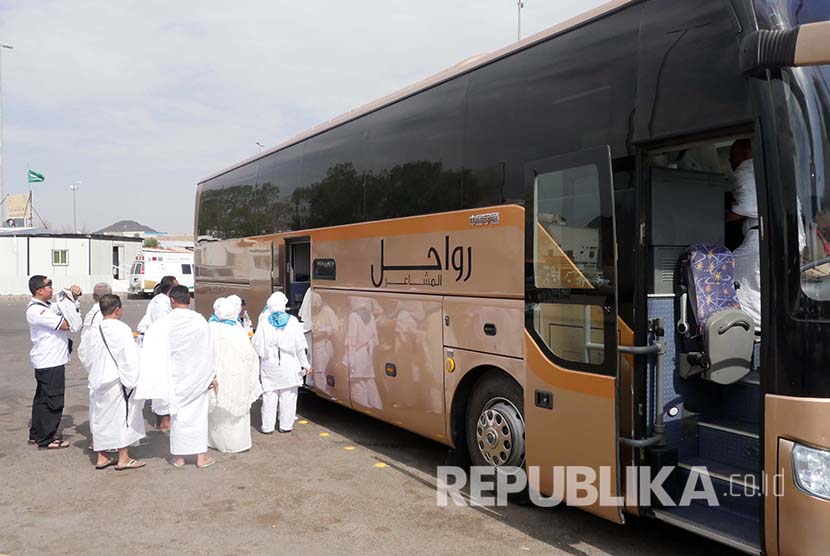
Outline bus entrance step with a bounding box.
[653,505,760,555]
[697,418,760,472]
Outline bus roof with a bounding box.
[198,0,635,185]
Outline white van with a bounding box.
[128,248,194,296]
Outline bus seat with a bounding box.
[676,244,754,385]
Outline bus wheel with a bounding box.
[465,372,526,470]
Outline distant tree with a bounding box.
[143,237,160,248]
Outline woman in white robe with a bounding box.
[78,296,145,470]
[207,297,262,453]
[252,292,310,434]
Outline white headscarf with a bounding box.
[266,291,288,314]
[215,297,239,322]
[227,295,243,318]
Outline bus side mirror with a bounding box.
[740,22,830,75]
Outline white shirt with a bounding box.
[732,159,759,234]
[26,298,69,369]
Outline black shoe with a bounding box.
[261,429,274,435]
[278,429,292,434]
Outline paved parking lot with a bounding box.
[0,297,742,555]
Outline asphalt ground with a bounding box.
[0,296,743,556]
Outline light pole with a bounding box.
[0,43,14,223]
[69,182,80,232]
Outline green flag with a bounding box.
[27,169,45,183]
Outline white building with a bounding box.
[0,229,142,295]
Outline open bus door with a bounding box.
[523,146,624,523]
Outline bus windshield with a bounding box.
[757,0,830,301]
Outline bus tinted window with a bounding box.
[363,77,466,221]
[296,119,368,229]
[257,146,303,232]
[197,163,260,239]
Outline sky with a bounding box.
[0,0,608,234]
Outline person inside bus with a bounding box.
[726,139,761,329]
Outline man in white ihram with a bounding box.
[78,294,145,470]
[207,296,261,453]
[137,275,178,431]
[137,285,217,468]
[252,292,310,434]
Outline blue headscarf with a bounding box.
[210,297,240,326]
[209,314,239,326]
[267,311,290,329]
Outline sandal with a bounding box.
[40,439,70,450]
[95,457,117,470]
[115,459,145,471]
[171,460,186,468]
[196,458,216,469]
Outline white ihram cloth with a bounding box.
[252,292,309,432]
[137,293,173,415]
[55,288,83,333]
[82,303,103,335]
[137,308,215,455]
[136,293,172,334]
[731,160,761,328]
[79,319,145,451]
[207,299,262,453]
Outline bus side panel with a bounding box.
[524,331,623,523]
[309,289,352,408]
[765,395,830,556]
[345,291,446,442]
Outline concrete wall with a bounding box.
[0,236,143,295]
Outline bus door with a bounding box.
[524,146,623,523]
[284,237,311,314]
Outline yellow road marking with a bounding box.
[344,446,355,451]
[298,420,309,425]
[319,432,330,437]
[373,462,388,468]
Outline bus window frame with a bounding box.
[524,145,619,377]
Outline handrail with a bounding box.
[582,312,666,448]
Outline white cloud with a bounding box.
[0,0,608,232]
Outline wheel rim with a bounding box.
[475,397,525,468]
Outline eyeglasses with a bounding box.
[39,280,53,289]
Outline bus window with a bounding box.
[531,157,614,367]
[181,264,192,275]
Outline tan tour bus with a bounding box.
[193,1,830,554]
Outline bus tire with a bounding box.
[465,371,527,496]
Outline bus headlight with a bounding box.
[792,443,830,500]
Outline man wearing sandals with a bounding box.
[79,294,146,471]
[25,275,79,450]
[138,286,217,468]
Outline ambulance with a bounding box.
[128,248,194,296]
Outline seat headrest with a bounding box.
[684,243,742,333]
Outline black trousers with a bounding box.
[29,365,65,447]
